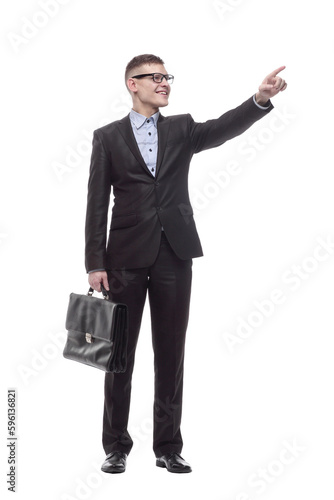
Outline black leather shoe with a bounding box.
[101,452,127,474]
[156,452,192,473]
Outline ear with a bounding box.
[127,78,138,94]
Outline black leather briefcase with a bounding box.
[63,285,128,373]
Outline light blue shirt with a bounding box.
[129,109,160,177]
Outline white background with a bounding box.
[1,0,334,499]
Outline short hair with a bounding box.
[125,54,165,87]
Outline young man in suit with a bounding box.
[85,54,287,473]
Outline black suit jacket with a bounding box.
[85,96,273,271]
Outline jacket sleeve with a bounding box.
[188,95,274,154]
[85,130,112,273]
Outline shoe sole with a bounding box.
[156,460,192,473]
[101,467,125,474]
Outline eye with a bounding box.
[153,74,163,83]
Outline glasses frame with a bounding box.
[131,73,174,84]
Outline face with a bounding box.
[127,64,171,112]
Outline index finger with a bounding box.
[267,65,286,78]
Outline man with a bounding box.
[85,54,287,474]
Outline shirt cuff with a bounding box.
[253,94,271,110]
[88,269,105,273]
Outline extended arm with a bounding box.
[189,66,287,154]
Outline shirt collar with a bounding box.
[130,109,160,129]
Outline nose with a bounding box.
[159,78,169,88]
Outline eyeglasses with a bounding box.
[131,73,174,84]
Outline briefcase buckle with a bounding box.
[85,333,93,343]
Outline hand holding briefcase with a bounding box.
[63,284,128,373]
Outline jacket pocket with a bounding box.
[178,204,194,225]
[110,213,138,230]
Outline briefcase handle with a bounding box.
[87,283,109,300]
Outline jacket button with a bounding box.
[156,206,161,211]
[154,182,159,187]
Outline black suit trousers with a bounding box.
[103,232,192,458]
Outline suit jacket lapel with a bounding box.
[116,115,150,175]
[156,114,170,178]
